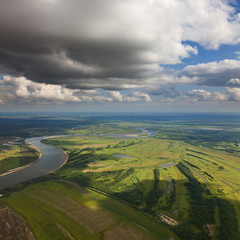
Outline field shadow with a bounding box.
[73,173,240,240]
[1,171,240,240]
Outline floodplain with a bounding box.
[0,113,240,240]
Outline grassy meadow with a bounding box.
[43,131,240,240]
[2,180,177,240]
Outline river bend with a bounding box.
[0,136,67,190]
[0,129,156,191]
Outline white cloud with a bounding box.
[186,89,228,101]
[181,0,240,49]
[227,78,240,85]
[226,87,240,101]
[107,90,152,102]
[183,59,240,75]
[107,91,123,102]
[0,75,152,104]
[132,92,152,102]
[2,75,81,102]
[185,87,240,102]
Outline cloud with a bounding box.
[227,78,240,86]
[181,1,240,49]
[132,92,152,102]
[107,91,123,102]
[148,86,180,98]
[0,92,14,105]
[235,51,240,59]
[0,76,151,104]
[185,87,240,102]
[226,87,240,101]
[2,75,82,102]
[181,59,240,86]
[185,89,228,101]
[0,0,240,90]
[107,90,152,102]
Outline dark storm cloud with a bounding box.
[0,0,161,89]
[0,0,240,90]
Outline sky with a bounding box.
[0,0,240,112]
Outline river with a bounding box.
[0,136,67,191]
[0,129,157,191]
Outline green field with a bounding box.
[1,180,177,240]
[43,132,240,240]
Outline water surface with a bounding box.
[0,136,66,190]
[0,129,156,191]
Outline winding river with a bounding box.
[0,136,67,190]
[0,129,156,191]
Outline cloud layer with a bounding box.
[181,59,240,86]
[0,0,240,91]
[186,88,240,102]
[0,76,151,104]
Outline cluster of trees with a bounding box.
[111,139,142,148]
[183,159,200,169]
